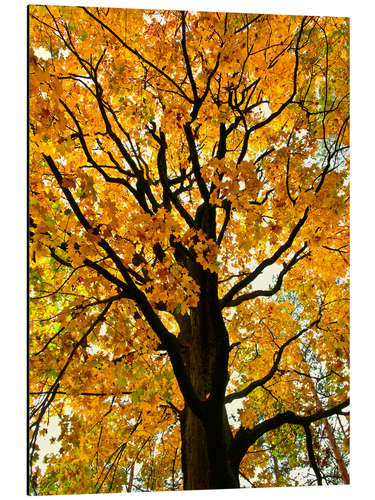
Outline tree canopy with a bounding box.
[29,6,349,494]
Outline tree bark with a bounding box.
[178,275,239,489]
[180,387,240,489]
[173,203,240,489]
[310,383,349,484]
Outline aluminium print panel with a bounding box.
[29,4,349,494]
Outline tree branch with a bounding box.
[149,126,196,228]
[217,201,231,246]
[81,7,193,103]
[229,398,349,471]
[183,123,210,202]
[220,208,309,308]
[181,11,199,103]
[44,154,205,418]
[236,16,307,164]
[223,242,308,307]
[304,424,323,485]
[225,315,319,404]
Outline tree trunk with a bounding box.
[310,383,349,484]
[181,406,210,489]
[178,290,239,489]
[180,397,240,489]
[272,452,281,484]
[174,204,239,489]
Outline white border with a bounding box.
[1,0,374,498]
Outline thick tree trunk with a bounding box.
[180,399,240,489]
[181,407,210,489]
[178,291,239,489]
[175,203,239,489]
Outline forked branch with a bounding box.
[230,398,349,471]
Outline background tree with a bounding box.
[29,6,349,494]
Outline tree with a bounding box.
[29,6,349,494]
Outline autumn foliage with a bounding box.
[29,6,349,494]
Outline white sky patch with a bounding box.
[226,397,243,427]
[35,416,61,473]
[252,262,282,290]
[34,46,51,60]
[33,46,70,60]
[227,259,282,291]
[59,48,70,59]
[259,101,272,119]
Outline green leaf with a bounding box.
[52,201,62,211]
[53,322,62,333]
[132,387,143,403]
[116,376,127,387]
[45,215,55,226]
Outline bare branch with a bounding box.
[81,7,193,103]
[224,242,309,307]
[304,424,323,485]
[230,398,349,471]
[220,208,309,308]
[225,316,319,404]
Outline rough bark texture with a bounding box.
[177,231,239,489]
[181,407,210,489]
[179,300,214,490]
